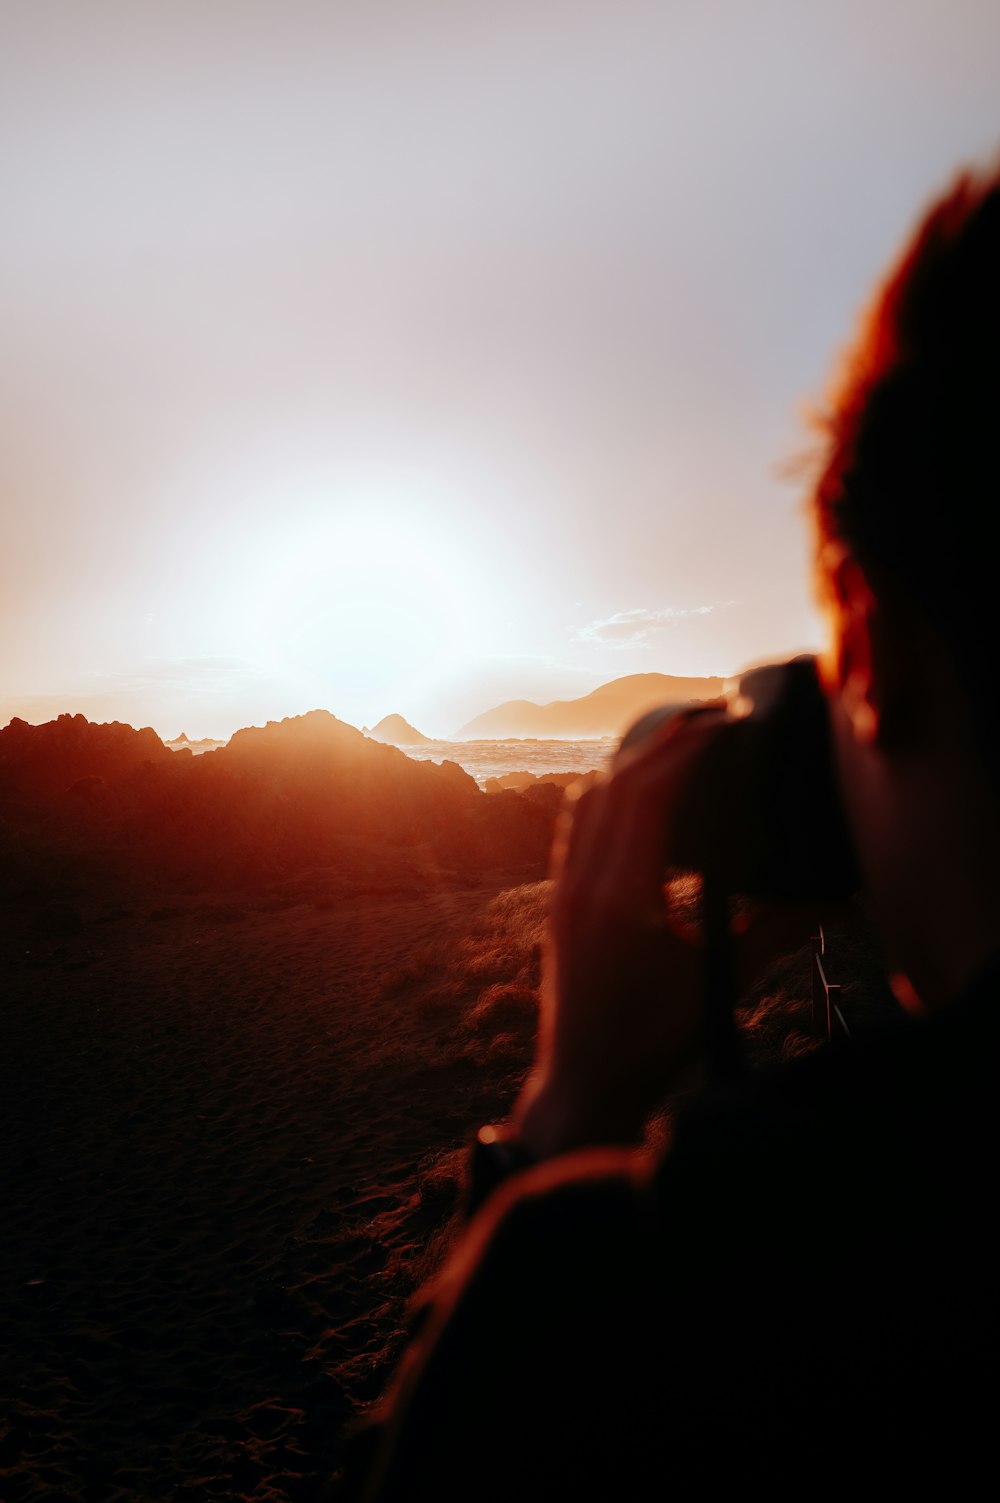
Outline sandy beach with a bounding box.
[2,873,545,1501]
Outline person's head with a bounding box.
[812,161,1000,1005]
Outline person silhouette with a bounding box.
[353,162,1000,1500]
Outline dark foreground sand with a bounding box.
[2,861,890,1502]
[2,876,544,1502]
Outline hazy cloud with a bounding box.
[577,604,731,649]
[85,657,264,694]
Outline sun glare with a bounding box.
[224,505,493,718]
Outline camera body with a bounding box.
[617,655,861,902]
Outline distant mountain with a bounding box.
[455,673,726,740]
[165,735,226,756]
[367,713,431,746]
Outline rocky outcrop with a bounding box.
[483,770,601,795]
[0,709,557,905]
[367,714,432,746]
[0,714,172,804]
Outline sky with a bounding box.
[2,1,998,738]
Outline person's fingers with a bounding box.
[574,708,728,889]
[612,701,726,778]
[601,729,715,878]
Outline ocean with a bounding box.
[400,739,614,784]
[164,736,615,786]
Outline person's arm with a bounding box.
[358,1150,649,1503]
[514,707,825,1158]
[513,708,724,1156]
[356,710,816,1497]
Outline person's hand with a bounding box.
[513,709,826,1158]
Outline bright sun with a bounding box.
[223,505,493,719]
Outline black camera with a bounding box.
[617,655,861,903]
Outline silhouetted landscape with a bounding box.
[5,2,995,1495]
[456,672,727,740]
[1,705,894,1500]
[0,710,561,907]
[364,714,432,746]
[0,710,566,1499]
